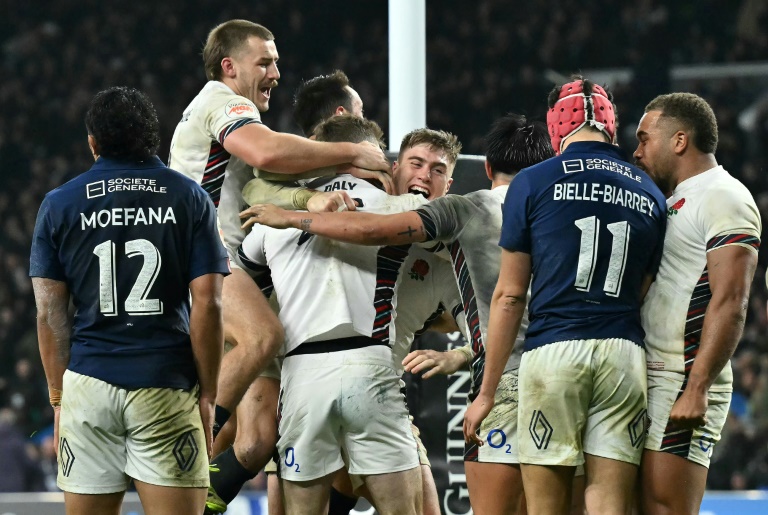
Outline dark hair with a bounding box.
[293,70,354,136]
[313,114,384,147]
[85,86,160,161]
[485,114,554,176]
[645,93,718,154]
[203,20,274,81]
[398,129,462,165]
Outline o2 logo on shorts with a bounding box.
[284,447,301,472]
[699,433,714,457]
[486,429,513,454]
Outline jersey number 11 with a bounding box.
[574,216,630,297]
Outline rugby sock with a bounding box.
[212,405,231,439]
[210,447,256,503]
[328,487,358,514]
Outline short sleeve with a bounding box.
[239,223,269,269]
[701,185,761,253]
[189,191,231,282]
[414,194,466,242]
[29,195,66,281]
[203,92,262,145]
[498,172,533,252]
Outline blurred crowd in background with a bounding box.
[1,0,768,492]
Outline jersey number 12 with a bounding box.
[93,239,164,316]
[574,216,630,297]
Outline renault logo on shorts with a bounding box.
[173,430,200,472]
[59,437,76,477]
[529,410,553,450]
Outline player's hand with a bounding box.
[199,396,216,460]
[340,164,395,195]
[306,191,358,213]
[53,405,61,456]
[240,204,293,231]
[463,393,494,446]
[351,141,390,174]
[403,349,466,379]
[669,386,708,429]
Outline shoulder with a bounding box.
[201,82,260,120]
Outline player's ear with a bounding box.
[220,57,236,78]
[673,130,688,156]
[335,106,346,116]
[484,160,493,182]
[87,135,100,161]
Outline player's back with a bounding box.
[501,141,666,350]
[31,156,226,389]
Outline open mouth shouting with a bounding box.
[408,185,431,199]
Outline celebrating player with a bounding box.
[464,77,666,514]
[242,113,555,515]
[30,87,229,515]
[635,93,761,514]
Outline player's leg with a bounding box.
[570,465,586,515]
[209,375,280,510]
[466,462,524,515]
[282,474,337,515]
[64,492,124,515]
[57,371,132,513]
[640,451,707,515]
[133,481,207,515]
[215,267,283,430]
[641,381,730,515]
[520,464,575,514]
[582,454,637,514]
[581,338,647,514]
[466,368,524,515]
[517,342,591,514]
[267,470,285,515]
[420,464,440,515]
[329,470,362,514]
[362,467,422,515]
[211,409,237,458]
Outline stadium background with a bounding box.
[1,0,768,511]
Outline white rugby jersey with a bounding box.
[415,185,529,397]
[168,81,262,251]
[238,176,429,353]
[641,166,761,392]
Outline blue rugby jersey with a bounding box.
[30,156,230,389]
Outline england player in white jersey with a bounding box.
[634,93,761,515]
[238,117,463,515]
[244,114,556,515]
[167,19,390,491]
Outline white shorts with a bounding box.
[644,373,730,468]
[466,369,519,464]
[57,370,208,494]
[518,338,647,467]
[277,345,419,482]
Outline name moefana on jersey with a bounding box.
[80,207,177,230]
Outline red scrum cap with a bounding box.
[546,79,616,155]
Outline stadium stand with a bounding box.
[1,0,767,494]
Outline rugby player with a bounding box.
[30,87,229,515]
[243,113,555,515]
[635,93,761,514]
[239,116,462,515]
[168,20,387,511]
[464,77,667,514]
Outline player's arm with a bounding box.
[32,277,71,406]
[188,272,225,458]
[240,204,431,246]
[223,123,389,175]
[242,177,357,213]
[671,244,757,428]
[463,249,531,445]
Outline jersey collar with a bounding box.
[90,155,166,172]
[561,141,628,161]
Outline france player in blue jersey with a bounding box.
[464,78,666,514]
[30,87,230,515]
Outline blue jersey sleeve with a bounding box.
[648,209,667,278]
[29,195,66,281]
[189,190,230,282]
[499,172,532,253]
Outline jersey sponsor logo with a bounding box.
[323,180,358,192]
[87,180,106,198]
[80,207,177,230]
[562,159,584,173]
[584,158,642,182]
[409,259,430,281]
[225,99,256,117]
[553,182,657,217]
[667,197,685,217]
